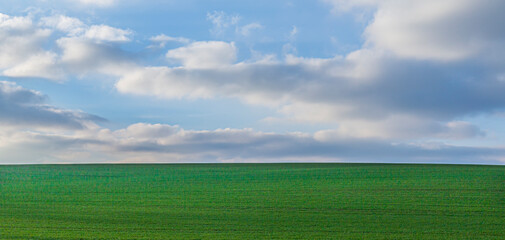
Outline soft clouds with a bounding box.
[57,37,135,75]
[42,15,132,42]
[114,1,505,141]
[0,83,501,164]
[239,23,263,37]
[116,47,505,139]
[1,1,505,164]
[74,0,117,7]
[3,51,64,80]
[0,13,62,80]
[3,7,502,141]
[325,0,505,61]
[40,15,86,36]
[1,121,503,164]
[207,11,263,38]
[149,34,191,48]
[0,13,134,81]
[207,11,241,36]
[84,25,132,42]
[166,41,237,69]
[0,81,102,129]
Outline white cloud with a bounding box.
[207,11,241,36]
[3,51,64,80]
[149,34,191,47]
[325,0,505,61]
[40,15,132,42]
[84,25,132,42]
[322,0,378,12]
[116,45,505,140]
[239,22,263,37]
[314,116,484,140]
[40,15,86,36]
[0,13,134,81]
[166,41,237,69]
[206,11,263,38]
[74,0,117,7]
[0,13,63,80]
[0,13,32,29]
[1,3,505,164]
[57,37,135,75]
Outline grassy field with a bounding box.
[0,164,503,239]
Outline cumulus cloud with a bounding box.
[0,13,134,81]
[325,0,505,61]
[1,2,505,164]
[0,13,63,80]
[166,41,237,69]
[41,15,132,43]
[112,1,505,140]
[84,25,132,42]
[116,48,505,139]
[3,51,64,80]
[57,37,135,75]
[40,15,86,36]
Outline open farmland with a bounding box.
[0,164,504,239]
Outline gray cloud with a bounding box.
[116,50,502,139]
[1,122,503,164]
[0,81,104,129]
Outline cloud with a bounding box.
[40,15,86,36]
[0,81,103,130]
[165,41,237,69]
[41,15,132,42]
[149,34,191,48]
[2,51,64,80]
[206,11,263,38]
[0,82,499,164]
[239,23,263,37]
[0,13,134,81]
[1,122,503,164]
[116,48,505,139]
[322,0,378,12]
[289,25,298,40]
[84,25,132,42]
[0,13,63,80]
[325,0,505,61]
[112,1,505,140]
[207,11,241,36]
[73,0,117,7]
[57,37,135,75]
[1,4,505,165]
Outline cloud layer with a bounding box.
[2,117,504,164]
[1,1,505,164]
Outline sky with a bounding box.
[1,0,505,164]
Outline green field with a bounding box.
[0,164,503,239]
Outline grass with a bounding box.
[0,163,504,239]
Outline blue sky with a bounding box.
[1,0,505,164]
